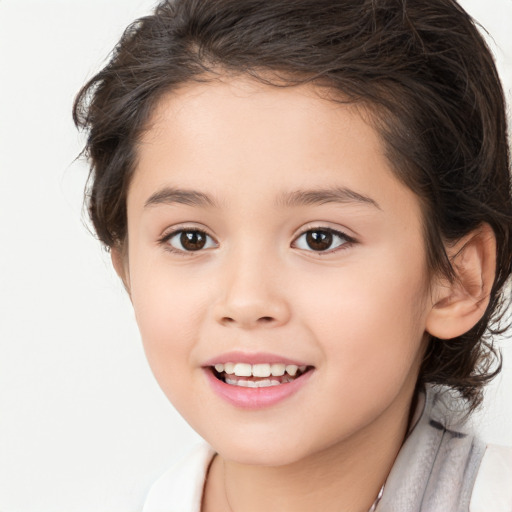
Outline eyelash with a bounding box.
[292,227,355,255]
[158,227,218,255]
[158,226,356,255]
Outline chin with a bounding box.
[220,445,305,467]
[202,427,321,467]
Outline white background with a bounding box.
[0,1,510,511]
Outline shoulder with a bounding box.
[426,388,512,512]
[470,443,512,512]
[378,386,510,512]
[142,443,216,512]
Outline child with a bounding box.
[74,0,512,510]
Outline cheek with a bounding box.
[292,272,428,439]
[128,262,209,387]
[294,256,429,380]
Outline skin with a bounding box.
[114,78,494,512]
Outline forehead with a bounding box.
[129,77,421,222]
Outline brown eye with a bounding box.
[180,231,206,250]
[167,229,216,252]
[305,230,333,251]
[293,228,351,252]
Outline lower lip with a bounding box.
[204,368,313,409]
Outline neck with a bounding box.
[203,385,416,512]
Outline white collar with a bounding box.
[142,443,215,512]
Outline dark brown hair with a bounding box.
[74,0,512,409]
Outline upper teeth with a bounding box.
[214,363,306,377]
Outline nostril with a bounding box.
[258,316,274,323]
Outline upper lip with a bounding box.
[202,351,310,367]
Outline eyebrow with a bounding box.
[144,187,219,208]
[144,185,380,210]
[276,187,381,209]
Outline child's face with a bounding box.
[121,78,434,466]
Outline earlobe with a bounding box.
[425,224,496,340]
[111,245,131,295]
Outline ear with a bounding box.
[426,223,496,340]
[111,245,131,295]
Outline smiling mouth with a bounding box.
[211,362,312,388]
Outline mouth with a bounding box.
[203,356,315,408]
[210,362,313,388]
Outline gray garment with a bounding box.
[378,386,486,512]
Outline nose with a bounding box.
[213,252,291,329]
